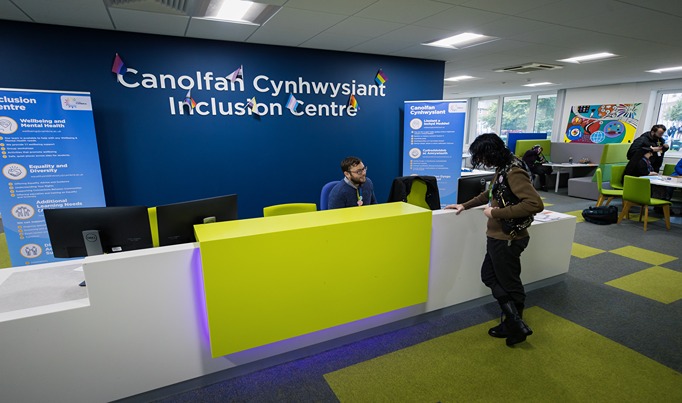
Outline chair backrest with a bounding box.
[320,181,340,211]
[263,203,317,217]
[405,178,430,209]
[623,175,651,205]
[148,207,159,247]
[610,165,626,188]
[595,168,604,193]
[663,163,676,176]
[515,139,551,158]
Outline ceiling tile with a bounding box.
[109,8,189,37]
[412,5,502,31]
[356,0,454,24]
[247,7,347,46]
[186,18,259,42]
[461,0,561,15]
[0,0,31,21]
[324,17,403,37]
[300,33,370,51]
[283,0,378,15]
[11,0,112,29]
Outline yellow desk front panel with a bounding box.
[195,203,432,357]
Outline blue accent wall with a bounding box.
[0,21,444,218]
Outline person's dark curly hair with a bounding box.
[468,133,514,169]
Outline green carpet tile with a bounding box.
[609,246,677,266]
[324,307,682,403]
[606,266,682,304]
[571,242,605,259]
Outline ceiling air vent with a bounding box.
[106,0,191,16]
[494,63,563,74]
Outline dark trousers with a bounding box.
[530,165,552,187]
[481,236,530,305]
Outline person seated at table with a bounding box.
[623,147,670,204]
[522,145,552,191]
[328,156,378,209]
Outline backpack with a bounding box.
[582,205,618,225]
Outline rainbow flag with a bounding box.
[348,94,358,109]
[286,94,300,113]
[111,53,126,75]
[227,65,243,82]
[183,89,196,109]
[374,69,387,85]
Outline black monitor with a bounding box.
[44,206,153,258]
[155,194,238,246]
[457,174,495,204]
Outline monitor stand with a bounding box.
[78,229,104,287]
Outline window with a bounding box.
[655,91,682,151]
[501,95,531,142]
[475,98,498,136]
[467,92,560,144]
[533,94,557,133]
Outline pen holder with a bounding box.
[568,157,573,163]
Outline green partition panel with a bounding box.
[600,143,630,164]
[597,144,630,182]
[195,203,433,357]
[515,139,551,158]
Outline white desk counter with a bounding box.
[0,208,575,402]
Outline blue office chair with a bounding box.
[320,180,340,210]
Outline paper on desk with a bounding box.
[73,266,83,272]
[534,210,562,222]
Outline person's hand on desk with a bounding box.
[444,204,465,214]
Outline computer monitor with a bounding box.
[155,194,238,246]
[457,174,495,204]
[44,206,153,258]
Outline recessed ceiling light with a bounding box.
[423,33,498,49]
[444,75,476,82]
[557,52,617,64]
[201,0,281,25]
[646,66,682,74]
[523,82,554,87]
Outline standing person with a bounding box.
[445,133,543,347]
[627,124,668,173]
[328,156,378,209]
[522,144,553,191]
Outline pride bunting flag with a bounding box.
[286,94,302,113]
[183,89,196,109]
[246,96,257,113]
[348,94,358,109]
[375,69,387,85]
[227,65,243,82]
[111,53,126,75]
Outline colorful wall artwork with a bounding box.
[564,103,642,144]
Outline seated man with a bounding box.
[328,156,378,209]
[522,145,552,191]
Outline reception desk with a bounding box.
[0,205,575,402]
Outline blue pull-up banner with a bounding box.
[403,100,467,207]
[0,88,105,267]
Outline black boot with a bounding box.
[499,301,532,347]
[488,303,524,339]
[488,312,507,338]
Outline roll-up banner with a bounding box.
[0,88,105,267]
[403,100,467,207]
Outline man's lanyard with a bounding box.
[356,187,363,206]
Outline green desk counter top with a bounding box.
[194,202,433,357]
